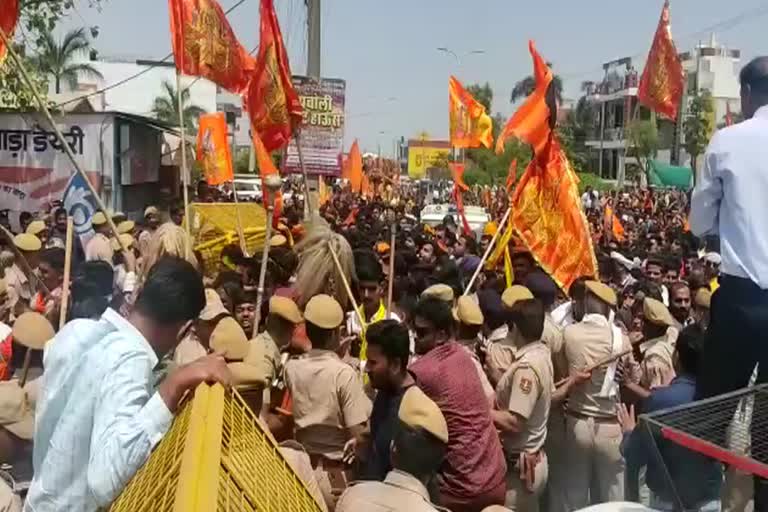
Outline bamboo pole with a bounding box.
[253,205,274,329]
[0,28,128,254]
[555,348,634,388]
[58,217,74,329]
[175,73,192,258]
[327,241,365,329]
[462,206,512,296]
[231,182,249,257]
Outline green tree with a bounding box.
[511,62,563,105]
[152,80,206,130]
[629,118,659,187]
[30,27,103,93]
[683,90,715,179]
[466,82,493,113]
[0,53,49,110]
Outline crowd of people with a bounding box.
[0,55,767,512]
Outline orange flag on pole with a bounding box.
[0,0,19,66]
[449,76,493,149]
[505,159,518,196]
[361,173,372,198]
[637,0,685,120]
[168,0,255,93]
[496,41,554,155]
[243,0,303,152]
[252,131,282,225]
[347,140,363,193]
[505,42,598,291]
[196,112,234,186]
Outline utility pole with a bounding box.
[307,0,321,79]
[305,0,321,212]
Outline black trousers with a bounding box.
[696,275,768,510]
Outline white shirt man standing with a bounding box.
[690,56,768,510]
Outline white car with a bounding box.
[420,204,491,234]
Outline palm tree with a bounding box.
[31,28,103,94]
[151,80,206,130]
[510,62,563,105]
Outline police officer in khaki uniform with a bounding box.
[84,212,114,263]
[483,286,534,385]
[491,298,553,511]
[249,296,303,385]
[422,284,455,304]
[562,281,637,509]
[454,296,495,406]
[174,289,231,366]
[284,294,371,510]
[6,233,42,318]
[336,386,450,512]
[638,298,679,390]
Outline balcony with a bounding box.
[585,126,629,149]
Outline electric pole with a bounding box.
[304,0,321,213]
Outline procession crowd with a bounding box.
[2,56,768,512]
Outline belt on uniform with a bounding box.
[565,409,618,423]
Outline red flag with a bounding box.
[243,0,303,152]
[252,131,282,226]
[505,159,518,195]
[168,0,255,93]
[496,41,554,155]
[0,0,19,67]
[637,1,685,120]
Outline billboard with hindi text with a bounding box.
[284,76,345,177]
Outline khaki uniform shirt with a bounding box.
[542,314,568,382]
[336,470,446,512]
[173,332,207,367]
[5,264,31,318]
[563,315,637,419]
[249,330,282,384]
[0,477,21,512]
[495,342,553,454]
[285,349,372,460]
[639,331,677,390]
[485,332,518,379]
[84,233,112,262]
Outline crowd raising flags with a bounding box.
[637,0,685,120]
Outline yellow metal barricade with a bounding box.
[110,384,322,512]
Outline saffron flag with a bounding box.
[496,41,554,155]
[168,0,255,93]
[196,112,234,186]
[252,131,282,226]
[450,163,471,235]
[500,42,598,291]
[604,206,626,242]
[361,173,372,198]
[243,0,303,152]
[0,0,19,67]
[506,159,518,196]
[347,140,363,193]
[637,0,684,120]
[318,176,331,206]
[449,77,493,149]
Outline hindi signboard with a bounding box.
[284,76,345,177]
[0,113,115,215]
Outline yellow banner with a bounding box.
[407,144,450,179]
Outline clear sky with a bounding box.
[60,0,768,154]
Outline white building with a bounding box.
[52,56,252,148]
[680,34,741,127]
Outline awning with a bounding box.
[649,160,692,190]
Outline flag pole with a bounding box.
[175,72,193,258]
[463,206,512,296]
[0,28,128,253]
[0,226,49,296]
[294,130,314,217]
[254,174,281,329]
[58,217,74,329]
[230,180,249,257]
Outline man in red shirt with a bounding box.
[409,296,507,511]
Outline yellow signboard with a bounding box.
[407,140,451,179]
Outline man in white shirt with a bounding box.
[690,56,768,508]
[25,257,232,512]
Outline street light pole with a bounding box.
[437,47,485,68]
